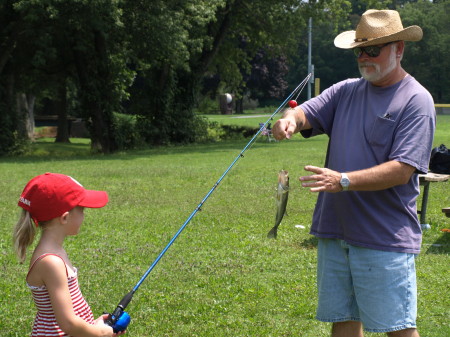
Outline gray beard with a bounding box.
[358,46,397,83]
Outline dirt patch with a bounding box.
[35,126,57,138]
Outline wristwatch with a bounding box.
[340,173,350,191]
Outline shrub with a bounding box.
[113,112,144,150]
[203,121,257,142]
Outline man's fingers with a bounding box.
[299,167,342,193]
[304,165,322,174]
[300,174,321,183]
[285,121,297,139]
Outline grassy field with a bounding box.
[0,114,449,336]
[202,110,281,129]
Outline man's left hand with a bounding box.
[300,165,343,193]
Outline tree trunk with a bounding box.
[26,94,35,140]
[0,71,17,154]
[16,92,35,141]
[235,97,243,114]
[55,77,70,143]
[72,30,117,153]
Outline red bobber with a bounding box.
[288,100,298,108]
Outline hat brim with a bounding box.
[78,190,109,208]
[334,25,423,49]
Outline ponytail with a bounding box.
[13,210,37,263]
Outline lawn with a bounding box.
[0,114,448,336]
[201,110,281,129]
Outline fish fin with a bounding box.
[267,226,278,239]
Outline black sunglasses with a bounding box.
[353,42,395,58]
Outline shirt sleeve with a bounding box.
[389,90,436,174]
[299,79,359,138]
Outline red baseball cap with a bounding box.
[18,172,108,225]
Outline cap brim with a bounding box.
[78,190,109,208]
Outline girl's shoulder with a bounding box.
[27,253,70,287]
[29,253,67,269]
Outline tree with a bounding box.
[0,0,30,155]
[399,0,450,102]
[243,49,289,110]
[123,0,355,143]
[287,0,448,104]
[35,0,132,152]
[0,0,132,154]
[4,0,423,156]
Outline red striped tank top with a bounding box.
[27,254,95,336]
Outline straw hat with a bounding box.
[334,9,423,49]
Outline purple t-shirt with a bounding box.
[300,76,435,253]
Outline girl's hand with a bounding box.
[96,314,127,336]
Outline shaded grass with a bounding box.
[0,115,449,336]
[202,112,282,129]
[28,137,93,157]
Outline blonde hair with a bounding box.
[13,210,37,263]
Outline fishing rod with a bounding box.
[105,73,312,332]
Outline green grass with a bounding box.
[1,115,449,336]
[202,111,281,129]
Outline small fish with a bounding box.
[267,170,289,238]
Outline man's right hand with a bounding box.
[272,107,311,140]
[272,117,298,140]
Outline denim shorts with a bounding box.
[316,238,418,333]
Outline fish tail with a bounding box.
[267,226,278,239]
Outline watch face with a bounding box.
[340,174,350,190]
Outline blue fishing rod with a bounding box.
[105,73,312,332]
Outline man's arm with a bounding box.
[300,161,416,193]
[272,107,312,140]
[273,106,417,193]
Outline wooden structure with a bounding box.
[418,173,450,225]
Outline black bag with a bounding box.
[429,144,450,174]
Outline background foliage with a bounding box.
[0,0,448,155]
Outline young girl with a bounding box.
[14,172,126,337]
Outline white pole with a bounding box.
[307,17,313,100]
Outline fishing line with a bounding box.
[235,72,311,155]
[291,75,310,103]
[105,73,312,332]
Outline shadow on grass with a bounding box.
[296,234,450,255]
[424,232,450,254]
[2,136,321,163]
[296,236,319,249]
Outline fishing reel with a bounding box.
[104,308,131,333]
[104,291,134,332]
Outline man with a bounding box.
[272,10,435,337]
